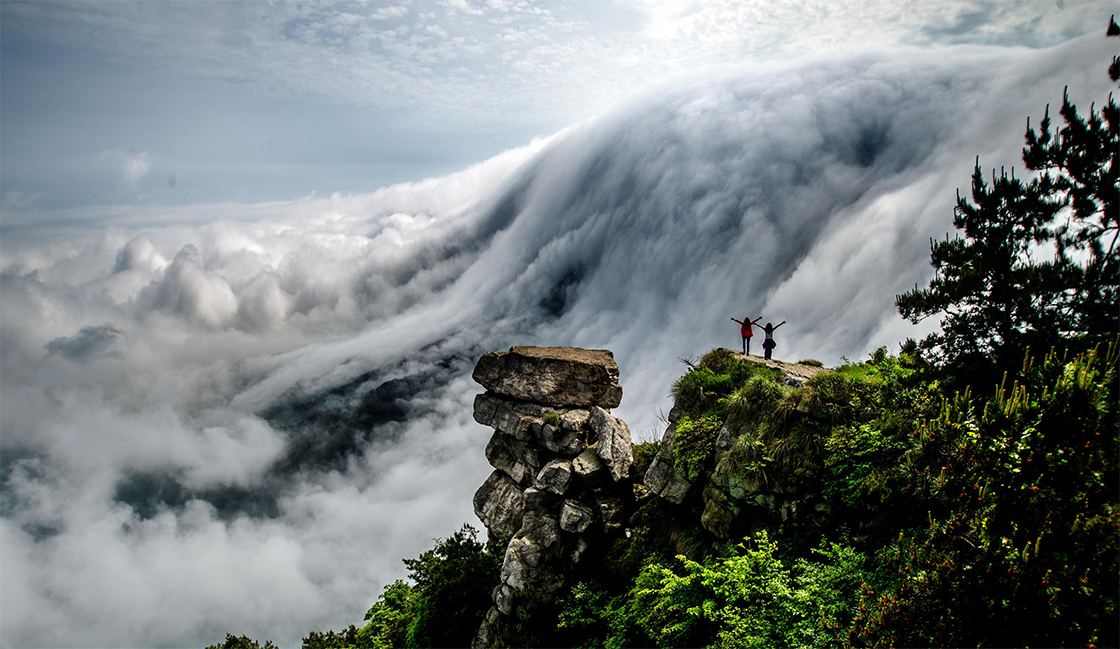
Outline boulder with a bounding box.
[473,471,524,539]
[519,510,562,549]
[643,454,674,495]
[472,607,499,649]
[568,535,591,564]
[522,486,559,513]
[559,499,596,533]
[534,459,573,495]
[485,432,540,486]
[589,406,633,482]
[644,421,692,503]
[494,584,516,616]
[473,346,622,408]
[502,537,543,588]
[572,447,606,479]
[535,420,585,456]
[700,484,740,538]
[660,473,692,505]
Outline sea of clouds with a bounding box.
[1,35,1113,647]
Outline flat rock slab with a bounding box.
[737,353,828,385]
[473,346,623,408]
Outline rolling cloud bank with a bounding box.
[1,35,1113,647]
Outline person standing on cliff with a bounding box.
[730,316,763,355]
[762,320,786,360]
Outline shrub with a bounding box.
[606,533,869,648]
[672,412,722,483]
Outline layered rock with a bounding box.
[473,346,623,408]
[471,346,633,648]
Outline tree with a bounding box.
[399,524,501,648]
[204,634,278,649]
[897,27,1119,381]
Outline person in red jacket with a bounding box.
[762,320,786,360]
[730,316,763,355]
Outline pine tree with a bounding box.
[897,24,1119,381]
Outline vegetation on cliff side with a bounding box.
[208,22,1118,649]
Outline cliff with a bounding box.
[467,346,834,646]
[469,346,635,647]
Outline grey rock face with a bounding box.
[643,421,692,504]
[534,459,573,495]
[485,432,540,486]
[473,346,623,408]
[536,420,585,456]
[559,499,596,533]
[522,487,559,513]
[660,473,692,505]
[572,447,606,479]
[473,471,524,538]
[519,510,562,549]
[589,406,633,482]
[700,484,740,537]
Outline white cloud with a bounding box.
[122,150,152,184]
[1,34,1115,647]
[3,0,1110,138]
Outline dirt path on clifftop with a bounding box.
[735,352,829,385]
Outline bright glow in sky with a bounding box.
[1,0,1108,209]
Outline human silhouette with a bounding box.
[761,320,786,360]
[730,316,762,355]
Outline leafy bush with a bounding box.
[357,580,413,648]
[604,533,868,648]
[350,524,500,649]
[852,344,1120,647]
[672,412,722,483]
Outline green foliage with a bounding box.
[672,412,722,483]
[852,344,1119,647]
[797,358,824,367]
[302,625,362,648]
[543,411,561,426]
[671,349,779,416]
[399,524,500,648]
[896,54,1119,381]
[603,533,868,648]
[345,524,499,649]
[556,581,613,648]
[631,440,660,481]
[204,635,278,649]
[356,580,413,648]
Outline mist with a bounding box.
[1,35,1114,647]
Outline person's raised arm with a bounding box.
[775,320,787,329]
[750,316,763,325]
[731,317,745,325]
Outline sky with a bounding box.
[1,1,1117,647]
[0,0,1107,210]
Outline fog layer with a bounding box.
[1,36,1113,647]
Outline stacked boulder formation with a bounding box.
[470,346,634,645]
